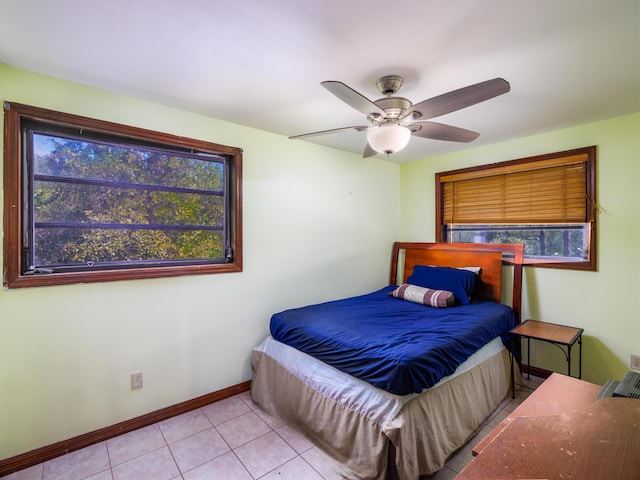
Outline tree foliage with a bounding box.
[451,226,586,260]
[32,135,225,267]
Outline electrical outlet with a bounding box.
[631,354,640,370]
[130,372,143,390]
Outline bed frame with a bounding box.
[252,242,524,480]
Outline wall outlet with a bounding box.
[631,354,640,370]
[130,372,143,390]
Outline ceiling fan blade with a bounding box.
[404,78,510,120]
[321,81,386,117]
[363,143,377,158]
[410,121,480,142]
[289,125,368,140]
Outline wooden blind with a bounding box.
[441,153,589,224]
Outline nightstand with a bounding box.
[510,319,583,388]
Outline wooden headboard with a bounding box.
[390,242,524,321]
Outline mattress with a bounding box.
[254,335,506,426]
[270,285,517,394]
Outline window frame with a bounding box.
[435,146,597,271]
[3,102,243,288]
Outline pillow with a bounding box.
[406,265,478,305]
[389,284,454,308]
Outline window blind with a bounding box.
[441,153,589,225]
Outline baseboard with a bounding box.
[0,380,251,477]
[520,365,553,380]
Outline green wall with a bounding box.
[0,65,401,459]
[400,112,640,385]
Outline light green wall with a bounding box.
[400,112,640,386]
[0,65,401,459]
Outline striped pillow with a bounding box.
[389,284,454,308]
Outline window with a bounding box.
[3,102,242,288]
[435,146,597,270]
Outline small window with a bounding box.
[435,146,597,270]
[3,102,243,288]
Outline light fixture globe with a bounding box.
[367,123,411,156]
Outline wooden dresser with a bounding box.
[456,373,640,479]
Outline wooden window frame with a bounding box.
[435,146,597,271]
[3,102,243,288]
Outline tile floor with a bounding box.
[3,376,544,480]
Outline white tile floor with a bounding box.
[3,377,544,480]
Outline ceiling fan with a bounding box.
[290,75,510,157]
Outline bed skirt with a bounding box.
[251,338,512,479]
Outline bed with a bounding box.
[251,242,524,479]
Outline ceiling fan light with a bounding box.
[367,124,411,155]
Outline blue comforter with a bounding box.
[270,286,517,395]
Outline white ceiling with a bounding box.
[1,0,638,163]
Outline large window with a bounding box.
[3,102,242,288]
[436,146,597,270]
